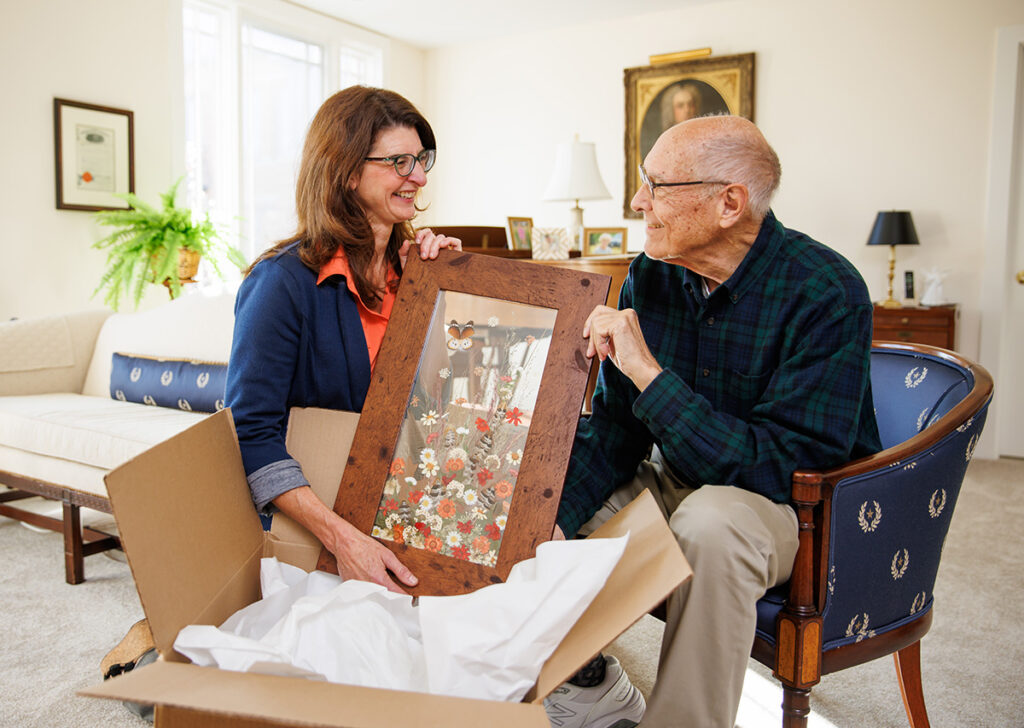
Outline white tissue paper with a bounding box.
[174,533,628,702]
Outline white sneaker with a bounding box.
[543,655,646,728]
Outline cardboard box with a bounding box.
[80,408,691,727]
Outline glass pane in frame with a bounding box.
[320,249,610,595]
[372,291,556,567]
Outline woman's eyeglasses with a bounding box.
[364,149,436,177]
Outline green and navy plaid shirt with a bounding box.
[556,211,882,536]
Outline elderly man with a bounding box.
[544,116,881,728]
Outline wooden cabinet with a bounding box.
[872,304,957,349]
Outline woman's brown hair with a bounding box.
[247,86,435,305]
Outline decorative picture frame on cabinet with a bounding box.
[623,52,754,219]
[317,248,610,595]
[53,98,135,211]
[530,227,571,260]
[583,227,627,257]
[507,216,534,250]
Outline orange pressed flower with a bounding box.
[472,536,491,554]
[494,480,513,499]
[425,535,443,553]
[389,458,405,475]
[437,499,457,518]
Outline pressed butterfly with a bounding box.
[446,320,475,351]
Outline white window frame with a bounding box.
[183,0,390,262]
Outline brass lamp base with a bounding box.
[880,244,903,308]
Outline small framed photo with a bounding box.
[507,217,534,250]
[53,98,135,211]
[530,227,570,260]
[583,227,628,257]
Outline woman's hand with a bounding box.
[415,228,462,257]
[398,229,462,268]
[322,516,419,593]
[273,486,417,594]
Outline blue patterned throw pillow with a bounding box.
[110,353,227,413]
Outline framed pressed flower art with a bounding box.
[317,248,610,595]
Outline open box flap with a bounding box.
[527,489,692,703]
[104,409,265,661]
[80,661,550,728]
[269,407,360,571]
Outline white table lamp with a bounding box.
[543,136,611,249]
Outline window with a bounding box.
[183,0,387,263]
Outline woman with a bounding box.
[226,86,460,595]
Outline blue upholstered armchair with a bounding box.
[751,342,994,727]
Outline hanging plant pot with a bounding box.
[177,248,201,282]
[160,249,202,298]
[92,178,246,310]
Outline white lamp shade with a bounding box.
[542,140,612,202]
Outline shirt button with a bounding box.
[706,317,715,326]
[702,368,710,377]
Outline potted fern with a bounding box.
[92,179,245,310]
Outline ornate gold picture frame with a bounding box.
[317,248,610,595]
[623,52,755,218]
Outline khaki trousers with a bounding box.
[579,451,799,728]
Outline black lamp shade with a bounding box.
[867,211,920,246]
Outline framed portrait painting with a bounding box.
[623,52,754,218]
[583,227,627,257]
[507,216,534,251]
[317,248,610,595]
[53,98,135,211]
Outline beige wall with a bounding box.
[4,0,1023,366]
[418,0,1024,363]
[0,0,184,318]
[0,0,426,320]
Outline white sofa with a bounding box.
[0,292,236,583]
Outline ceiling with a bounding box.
[290,0,703,49]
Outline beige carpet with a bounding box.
[1,457,1021,727]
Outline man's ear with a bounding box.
[717,184,749,229]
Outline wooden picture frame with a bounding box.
[53,98,135,211]
[506,216,534,250]
[623,52,754,219]
[318,249,610,595]
[530,227,571,260]
[583,227,627,257]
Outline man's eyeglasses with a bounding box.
[364,149,436,177]
[638,164,729,195]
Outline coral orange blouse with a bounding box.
[317,249,398,370]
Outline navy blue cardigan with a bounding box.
[226,244,372,512]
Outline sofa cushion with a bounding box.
[0,393,207,471]
[0,310,111,396]
[82,291,237,398]
[110,354,227,413]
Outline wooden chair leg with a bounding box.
[62,502,85,584]
[781,686,811,728]
[894,640,931,728]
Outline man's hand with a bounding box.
[552,525,566,541]
[583,305,663,391]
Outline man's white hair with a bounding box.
[692,119,781,219]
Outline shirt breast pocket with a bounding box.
[721,367,772,417]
